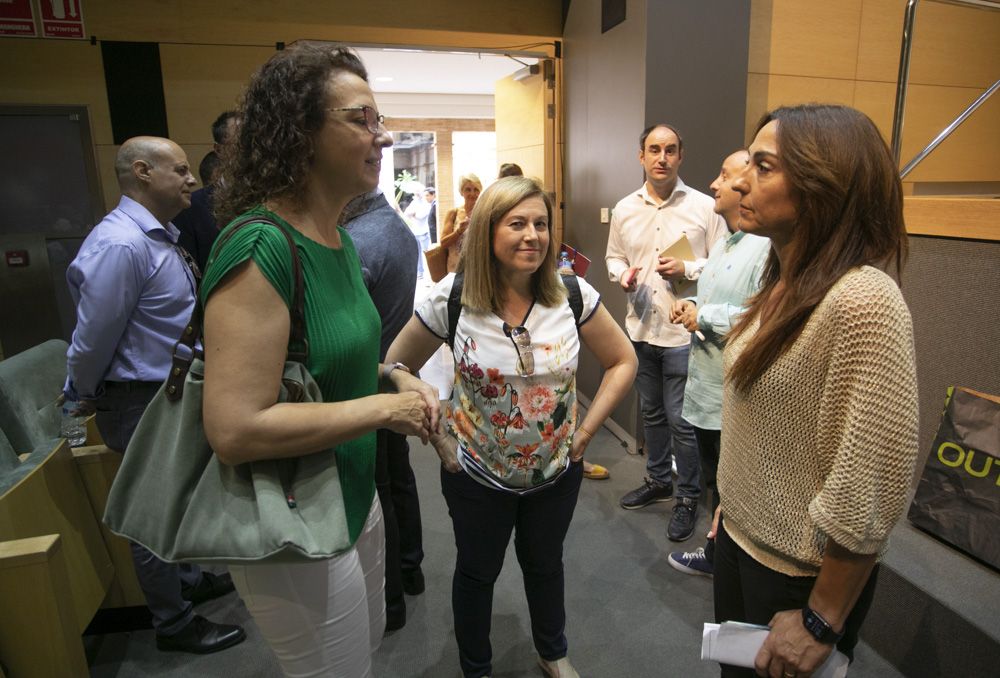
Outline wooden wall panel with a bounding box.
[745,74,856,143]
[0,40,112,146]
[858,0,1000,87]
[159,44,274,146]
[752,0,863,79]
[495,72,546,185]
[83,0,562,44]
[855,81,1000,183]
[748,0,1000,216]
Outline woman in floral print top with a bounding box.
[387,177,636,678]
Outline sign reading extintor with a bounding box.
[40,0,85,39]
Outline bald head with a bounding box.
[710,149,750,230]
[116,136,196,225]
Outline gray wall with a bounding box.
[645,1,751,193]
[563,0,648,433]
[900,236,1000,487]
[563,0,752,433]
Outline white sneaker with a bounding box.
[538,655,579,678]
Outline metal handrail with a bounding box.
[900,80,1000,178]
[890,0,919,164]
[889,0,1000,174]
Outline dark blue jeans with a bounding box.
[632,341,701,498]
[96,380,200,636]
[441,461,584,678]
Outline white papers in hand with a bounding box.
[702,622,849,678]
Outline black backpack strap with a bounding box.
[563,273,584,327]
[447,272,464,349]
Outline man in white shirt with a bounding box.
[605,123,727,542]
[404,187,434,279]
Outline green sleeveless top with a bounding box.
[200,206,382,544]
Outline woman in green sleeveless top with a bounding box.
[201,44,440,677]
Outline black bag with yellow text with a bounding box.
[907,387,1000,570]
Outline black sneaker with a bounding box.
[620,477,673,510]
[667,497,697,541]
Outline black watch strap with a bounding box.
[801,606,843,645]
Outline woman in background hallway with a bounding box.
[440,172,483,272]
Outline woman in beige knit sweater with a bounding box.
[711,104,919,678]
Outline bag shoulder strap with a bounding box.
[165,214,307,401]
[562,273,584,326]
[447,272,464,350]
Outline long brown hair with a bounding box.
[214,43,368,226]
[728,104,907,391]
[458,176,565,313]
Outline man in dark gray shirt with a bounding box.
[343,189,424,631]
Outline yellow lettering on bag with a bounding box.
[937,441,965,467]
[964,451,993,478]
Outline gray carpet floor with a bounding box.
[85,423,906,677]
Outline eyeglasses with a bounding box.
[327,105,385,134]
[503,323,534,377]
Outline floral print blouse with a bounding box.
[417,273,601,493]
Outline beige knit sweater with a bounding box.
[718,266,919,577]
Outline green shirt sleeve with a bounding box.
[199,216,296,309]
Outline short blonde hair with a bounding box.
[457,176,565,313]
[458,173,483,193]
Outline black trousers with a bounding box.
[713,518,879,677]
[441,461,583,678]
[694,427,721,562]
[374,430,424,614]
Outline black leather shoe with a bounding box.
[668,497,698,542]
[156,615,246,654]
[401,568,425,596]
[385,598,406,633]
[182,571,236,606]
[620,477,673,510]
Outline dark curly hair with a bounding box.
[215,43,368,226]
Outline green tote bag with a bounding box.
[103,217,352,564]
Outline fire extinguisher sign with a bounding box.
[40,0,85,39]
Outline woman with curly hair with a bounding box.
[386,177,637,678]
[712,104,919,677]
[202,43,439,676]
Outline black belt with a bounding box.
[103,380,162,394]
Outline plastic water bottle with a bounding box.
[60,401,87,447]
[558,251,574,274]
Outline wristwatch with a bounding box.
[381,361,411,384]
[801,606,843,645]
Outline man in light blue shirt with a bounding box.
[666,149,771,577]
[66,136,245,654]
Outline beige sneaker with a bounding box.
[538,655,579,678]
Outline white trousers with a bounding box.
[230,498,386,678]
